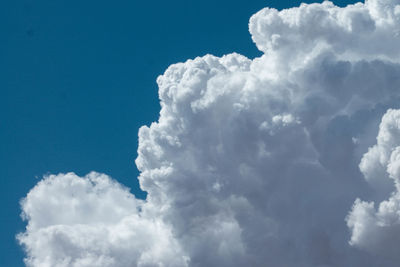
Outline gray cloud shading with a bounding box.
[18,1,400,266]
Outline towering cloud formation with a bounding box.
[18,0,400,266]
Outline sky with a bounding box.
[3,0,394,266]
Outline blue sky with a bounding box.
[1,0,359,266]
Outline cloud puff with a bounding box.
[347,109,400,262]
[18,0,400,266]
[18,173,188,267]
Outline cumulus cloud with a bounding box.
[18,172,188,267]
[347,109,400,262]
[18,0,400,266]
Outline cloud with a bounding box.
[18,173,188,267]
[18,0,400,266]
[347,109,400,262]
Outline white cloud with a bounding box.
[18,0,400,266]
[18,173,188,267]
[347,109,400,262]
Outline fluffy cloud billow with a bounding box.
[18,0,400,266]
